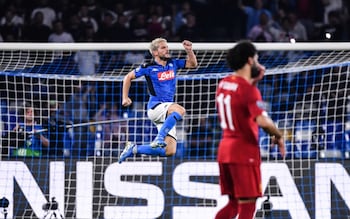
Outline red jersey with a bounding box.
[216,75,266,165]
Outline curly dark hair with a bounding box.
[226,40,257,71]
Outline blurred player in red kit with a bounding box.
[215,40,285,219]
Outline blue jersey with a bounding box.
[134,59,186,110]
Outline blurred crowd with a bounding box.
[1,0,350,159]
[0,0,349,43]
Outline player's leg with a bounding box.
[215,195,238,219]
[118,125,178,163]
[237,199,256,219]
[233,164,262,219]
[118,142,137,163]
[151,103,185,147]
[215,163,238,219]
[134,127,177,156]
[118,103,181,163]
[164,136,176,156]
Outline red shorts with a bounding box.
[218,163,262,199]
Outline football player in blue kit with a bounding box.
[119,37,198,163]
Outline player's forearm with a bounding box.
[122,72,135,106]
[256,115,282,139]
[122,81,131,99]
[185,50,198,68]
[122,73,133,99]
[262,124,283,139]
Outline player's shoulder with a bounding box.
[219,75,241,85]
[135,61,158,73]
[140,61,157,69]
[169,58,186,66]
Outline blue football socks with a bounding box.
[157,112,183,139]
[134,112,183,157]
[136,144,166,156]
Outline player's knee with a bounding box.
[165,145,176,156]
[169,104,186,116]
[177,106,186,116]
[165,140,177,156]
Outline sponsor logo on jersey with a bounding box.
[158,70,175,81]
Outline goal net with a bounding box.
[0,42,350,219]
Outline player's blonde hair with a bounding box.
[149,37,167,56]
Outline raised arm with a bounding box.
[122,70,136,107]
[182,40,198,68]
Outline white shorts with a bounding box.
[147,102,177,140]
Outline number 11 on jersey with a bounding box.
[216,93,235,131]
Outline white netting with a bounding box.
[1,43,350,219]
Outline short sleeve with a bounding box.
[247,86,267,119]
[173,59,186,69]
[134,65,148,78]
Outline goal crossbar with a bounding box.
[1,42,350,51]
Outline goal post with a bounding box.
[0,42,350,219]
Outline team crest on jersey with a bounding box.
[158,70,175,81]
[256,100,268,111]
